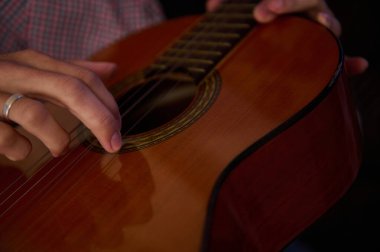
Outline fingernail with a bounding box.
[52,146,69,158]
[207,0,220,12]
[317,12,331,28]
[269,0,284,12]
[7,155,18,161]
[111,131,122,152]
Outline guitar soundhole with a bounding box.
[118,76,196,135]
[83,70,221,152]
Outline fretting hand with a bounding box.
[206,0,368,75]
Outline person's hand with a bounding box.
[206,0,368,76]
[0,50,122,161]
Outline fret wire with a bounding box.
[197,22,251,29]
[152,1,256,80]
[204,13,254,20]
[185,31,241,39]
[166,48,223,56]
[158,56,214,65]
[1,1,258,220]
[175,40,232,48]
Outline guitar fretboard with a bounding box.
[148,1,257,82]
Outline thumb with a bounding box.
[345,56,369,76]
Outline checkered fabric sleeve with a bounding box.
[0,0,164,59]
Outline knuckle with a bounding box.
[96,112,117,130]
[77,69,101,88]
[21,101,50,126]
[59,76,89,101]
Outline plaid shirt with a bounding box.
[0,0,164,59]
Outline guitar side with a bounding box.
[0,15,361,252]
[204,57,361,252]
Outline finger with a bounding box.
[253,0,278,23]
[0,61,122,153]
[254,0,342,36]
[2,50,120,125]
[0,93,70,157]
[316,11,342,37]
[265,0,322,14]
[0,121,31,161]
[70,60,117,81]
[206,0,223,12]
[345,56,369,76]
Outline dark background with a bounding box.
[159,0,380,251]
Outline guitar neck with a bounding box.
[148,1,257,82]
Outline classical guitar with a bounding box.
[0,1,361,251]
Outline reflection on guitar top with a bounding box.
[0,1,361,251]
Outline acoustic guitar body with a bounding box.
[0,3,361,252]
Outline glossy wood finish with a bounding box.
[205,74,361,252]
[0,14,361,252]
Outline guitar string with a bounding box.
[0,1,256,220]
[0,2,256,219]
[0,2,252,237]
[0,128,81,200]
[13,154,122,246]
[3,5,257,246]
[0,0,255,201]
[0,0,256,200]
[96,1,257,138]
[0,5,227,200]
[0,1,255,217]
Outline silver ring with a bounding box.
[2,93,24,120]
